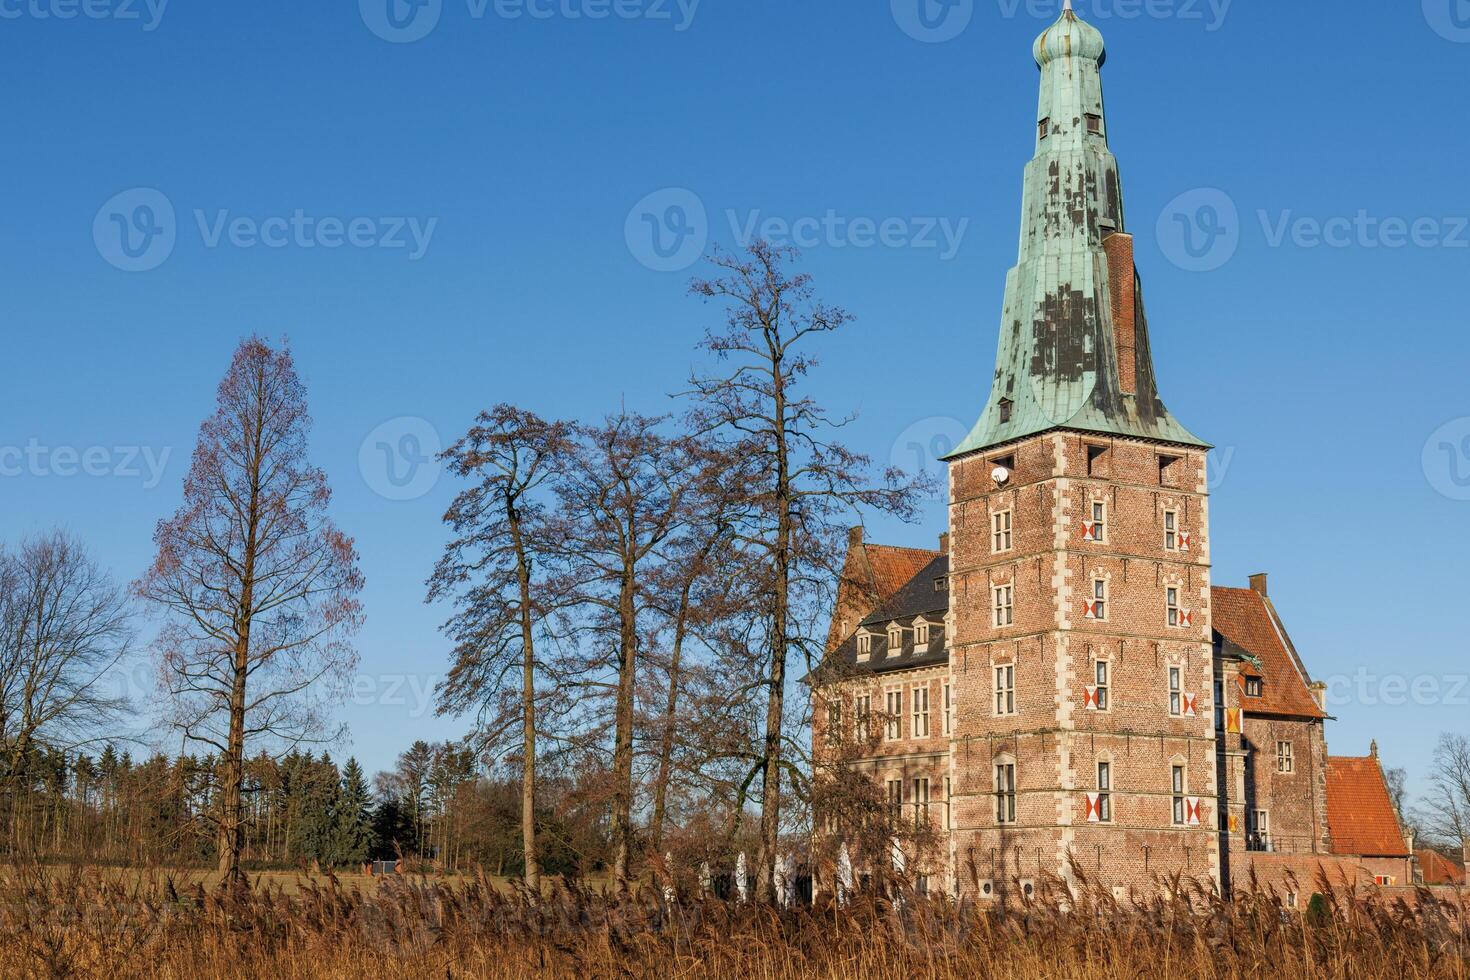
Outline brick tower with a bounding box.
[941,3,1220,898]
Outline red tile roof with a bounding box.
[1326,756,1410,857]
[865,544,941,602]
[1416,848,1466,885]
[1212,586,1327,719]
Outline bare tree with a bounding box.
[685,242,925,900]
[137,337,364,885]
[1416,733,1470,849]
[428,405,574,895]
[0,531,133,838]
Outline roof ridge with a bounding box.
[865,543,942,555]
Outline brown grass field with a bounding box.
[1,863,1467,979]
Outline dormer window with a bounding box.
[914,621,931,646]
[933,576,948,592]
[888,624,903,652]
[1245,676,1263,698]
[998,398,1013,423]
[1039,118,1051,140]
[1086,113,1102,135]
[856,632,872,660]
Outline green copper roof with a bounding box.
[946,8,1207,460]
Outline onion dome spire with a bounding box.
[947,6,1204,460]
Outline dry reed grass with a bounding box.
[0,862,1465,979]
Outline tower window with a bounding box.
[1087,444,1108,476]
[999,398,1013,423]
[1096,761,1113,822]
[1086,113,1102,135]
[1277,741,1294,773]
[1171,765,1188,825]
[993,584,1014,627]
[1038,118,1050,140]
[1169,666,1183,716]
[1159,454,1181,486]
[1093,659,1110,710]
[1164,510,1178,551]
[994,664,1016,716]
[1166,587,1181,627]
[995,761,1018,824]
[992,509,1013,553]
[1086,501,1107,541]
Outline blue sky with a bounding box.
[3,0,1468,798]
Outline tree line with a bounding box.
[2,243,924,895]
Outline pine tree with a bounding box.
[335,758,374,866]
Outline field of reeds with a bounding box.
[0,863,1466,979]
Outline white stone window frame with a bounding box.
[887,623,904,656]
[1163,508,1179,552]
[856,631,873,662]
[854,693,872,744]
[1087,496,1108,544]
[912,776,931,829]
[1091,657,1112,713]
[911,682,930,738]
[992,507,1013,554]
[1095,752,1115,824]
[994,662,1017,717]
[884,687,903,742]
[992,583,1014,628]
[994,753,1018,825]
[914,617,932,647]
[1170,758,1189,826]
[1277,740,1294,774]
[942,680,953,736]
[1168,663,1184,717]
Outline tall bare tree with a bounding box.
[0,531,133,838]
[550,412,692,891]
[428,405,574,895]
[685,242,925,900]
[137,337,364,885]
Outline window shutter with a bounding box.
[1177,531,1192,551]
[1084,793,1102,823]
[1225,708,1242,734]
[1083,686,1100,710]
[1181,693,1198,718]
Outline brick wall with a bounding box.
[947,431,1220,898]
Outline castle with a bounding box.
[813,4,1425,901]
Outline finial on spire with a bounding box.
[1063,0,1073,10]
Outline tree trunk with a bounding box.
[511,505,540,896]
[611,568,639,892]
[757,354,792,903]
[650,576,695,853]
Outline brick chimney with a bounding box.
[1249,573,1269,597]
[1102,232,1137,396]
[939,532,950,554]
[848,526,864,551]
